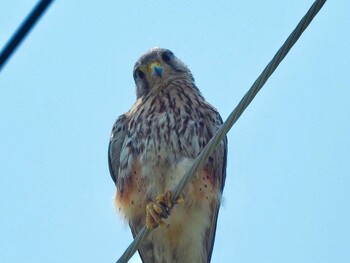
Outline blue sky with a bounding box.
[0,1,349,262]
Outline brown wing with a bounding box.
[191,106,227,262]
[180,103,227,261]
[206,136,227,262]
[108,114,127,185]
[109,114,155,262]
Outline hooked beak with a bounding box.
[150,62,163,78]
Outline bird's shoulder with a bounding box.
[110,114,128,138]
[108,114,128,184]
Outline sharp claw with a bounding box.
[165,190,172,208]
[146,206,160,229]
[146,190,185,230]
[176,195,184,205]
[152,204,162,214]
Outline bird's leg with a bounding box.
[146,190,184,229]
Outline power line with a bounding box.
[0,0,54,72]
[116,0,327,262]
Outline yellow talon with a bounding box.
[146,203,164,229]
[146,190,185,230]
[165,190,172,208]
[153,203,162,214]
[155,190,172,208]
[176,195,184,205]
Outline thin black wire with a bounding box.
[116,0,327,262]
[0,0,54,72]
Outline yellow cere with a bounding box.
[148,61,162,74]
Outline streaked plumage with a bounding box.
[108,48,227,262]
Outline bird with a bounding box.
[108,47,227,263]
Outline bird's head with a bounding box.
[133,47,194,98]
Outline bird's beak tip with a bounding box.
[150,63,163,78]
[153,66,163,78]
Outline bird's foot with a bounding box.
[146,190,184,229]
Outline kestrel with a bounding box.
[108,48,227,263]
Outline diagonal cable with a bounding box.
[0,0,54,72]
[116,0,327,262]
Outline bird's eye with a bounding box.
[136,69,145,79]
[161,51,173,63]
